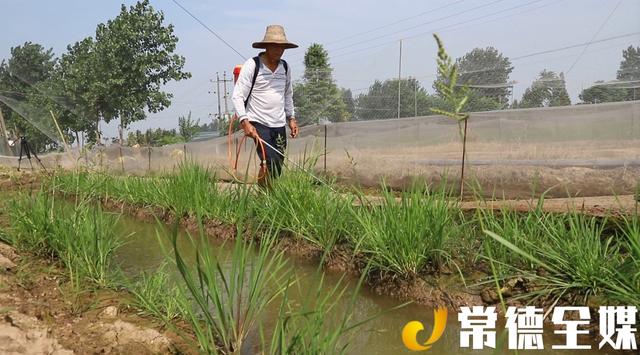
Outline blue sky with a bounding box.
[2,0,639,139]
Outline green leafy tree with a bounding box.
[23,79,77,148]
[431,34,470,198]
[579,81,627,104]
[617,46,640,101]
[434,47,513,112]
[127,127,184,147]
[55,38,102,145]
[0,42,58,152]
[92,0,191,142]
[356,78,446,120]
[293,44,348,125]
[178,111,200,141]
[341,88,355,118]
[1,1,191,148]
[354,80,393,120]
[519,70,571,108]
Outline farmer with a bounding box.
[231,25,299,186]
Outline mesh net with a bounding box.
[1,100,638,199]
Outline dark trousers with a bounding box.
[252,122,287,178]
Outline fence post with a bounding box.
[148,146,151,172]
[119,146,125,173]
[324,125,327,174]
[99,147,104,171]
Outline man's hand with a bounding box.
[288,118,298,138]
[241,119,258,139]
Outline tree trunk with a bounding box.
[96,111,101,144]
[0,109,12,155]
[119,117,124,145]
[460,118,468,199]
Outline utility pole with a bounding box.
[215,73,222,120]
[397,39,402,119]
[223,71,230,119]
[414,78,418,117]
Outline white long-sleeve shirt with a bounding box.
[231,55,294,128]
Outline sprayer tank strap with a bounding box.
[243,56,289,109]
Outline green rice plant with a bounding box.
[61,206,124,288]
[9,189,123,288]
[162,161,254,224]
[7,189,57,255]
[162,160,216,215]
[255,169,355,251]
[127,262,186,323]
[350,183,459,277]
[476,199,557,277]
[607,214,640,305]
[483,212,623,304]
[169,220,291,354]
[55,162,250,226]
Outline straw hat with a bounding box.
[252,25,298,49]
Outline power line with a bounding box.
[290,0,553,72]
[511,31,640,61]
[565,0,622,75]
[328,0,545,61]
[437,0,564,35]
[324,0,467,45]
[328,0,506,54]
[403,0,545,41]
[313,0,552,69]
[169,0,247,60]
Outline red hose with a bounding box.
[227,113,267,184]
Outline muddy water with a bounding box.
[114,215,605,355]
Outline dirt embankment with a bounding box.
[0,170,194,354]
[0,242,193,354]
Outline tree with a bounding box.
[341,88,355,118]
[519,70,570,108]
[178,111,200,141]
[92,0,190,142]
[293,44,348,125]
[354,80,393,120]
[0,42,58,152]
[55,38,101,145]
[579,81,627,104]
[355,78,445,120]
[127,127,184,147]
[434,47,513,112]
[616,46,640,101]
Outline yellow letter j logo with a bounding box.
[402,307,448,351]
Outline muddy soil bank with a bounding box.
[0,242,194,354]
